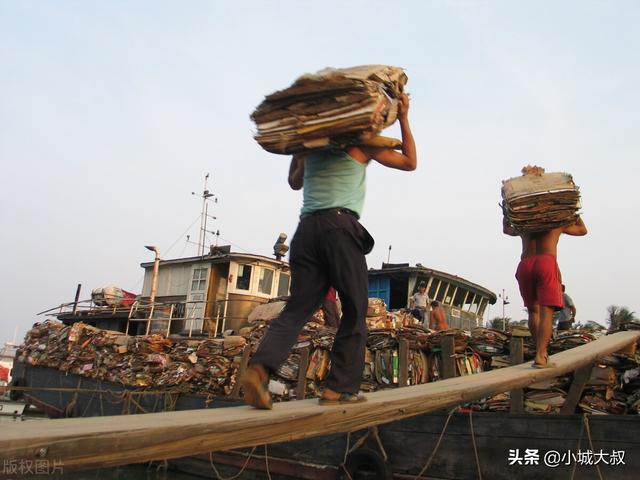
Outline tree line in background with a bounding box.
[486,305,637,332]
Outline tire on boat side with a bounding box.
[8,377,23,402]
[340,447,391,480]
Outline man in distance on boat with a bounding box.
[409,281,430,323]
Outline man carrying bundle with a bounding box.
[241,93,417,408]
[502,167,587,368]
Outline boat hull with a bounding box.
[11,362,640,479]
[10,361,238,417]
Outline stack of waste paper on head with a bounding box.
[251,65,407,154]
[501,165,581,233]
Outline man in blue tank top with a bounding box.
[241,94,418,408]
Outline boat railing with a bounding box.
[42,297,264,339]
[126,298,265,338]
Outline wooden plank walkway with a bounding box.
[2,330,638,471]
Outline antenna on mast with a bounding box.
[191,173,218,256]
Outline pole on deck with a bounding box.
[509,337,524,412]
[441,334,457,379]
[72,284,82,315]
[230,346,252,399]
[296,347,311,400]
[398,339,409,387]
[560,364,593,414]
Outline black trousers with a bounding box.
[250,209,374,394]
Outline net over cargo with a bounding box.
[501,167,582,233]
[251,65,407,155]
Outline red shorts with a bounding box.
[515,254,563,308]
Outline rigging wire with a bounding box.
[126,214,201,292]
[163,214,202,257]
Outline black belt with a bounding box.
[302,207,359,220]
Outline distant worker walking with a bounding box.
[241,93,417,409]
[322,287,342,328]
[555,284,577,331]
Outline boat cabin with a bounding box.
[138,245,290,335]
[56,245,290,337]
[368,263,497,330]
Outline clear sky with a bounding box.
[1,1,638,345]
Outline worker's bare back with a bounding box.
[504,216,588,258]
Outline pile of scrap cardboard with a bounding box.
[251,65,407,154]
[502,165,581,232]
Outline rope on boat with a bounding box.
[336,425,388,479]
[7,383,194,417]
[570,413,605,480]
[64,379,82,417]
[264,444,272,480]
[6,384,191,395]
[469,410,483,480]
[208,446,258,480]
[583,414,604,480]
[413,408,457,479]
[340,432,353,480]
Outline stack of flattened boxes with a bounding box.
[251,65,407,155]
[502,166,581,233]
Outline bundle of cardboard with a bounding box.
[251,65,407,154]
[501,166,581,233]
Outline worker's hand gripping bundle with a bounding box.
[501,165,581,233]
[251,65,407,154]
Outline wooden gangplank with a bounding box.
[2,331,638,471]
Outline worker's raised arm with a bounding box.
[366,94,417,171]
[288,155,305,190]
[563,216,588,236]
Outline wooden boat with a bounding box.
[9,184,637,479]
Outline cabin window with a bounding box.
[277,272,290,297]
[258,268,274,295]
[191,267,208,291]
[473,296,484,314]
[443,284,454,305]
[453,287,466,308]
[435,282,448,303]
[427,279,439,300]
[464,293,477,312]
[236,264,252,290]
[477,298,487,317]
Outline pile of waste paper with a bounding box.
[501,165,581,233]
[16,298,640,415]
[468,326,640,415]
[17,321,246,396]
[251,65,407,154]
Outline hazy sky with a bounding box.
[1,1,638,345]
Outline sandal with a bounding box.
[240,364,273,410]
[531,356,556,368]
[318,392,367,406]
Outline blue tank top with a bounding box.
[300,150,367,218]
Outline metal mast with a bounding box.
[192,173,216,256]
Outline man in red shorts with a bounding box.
[503,215,587,367]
